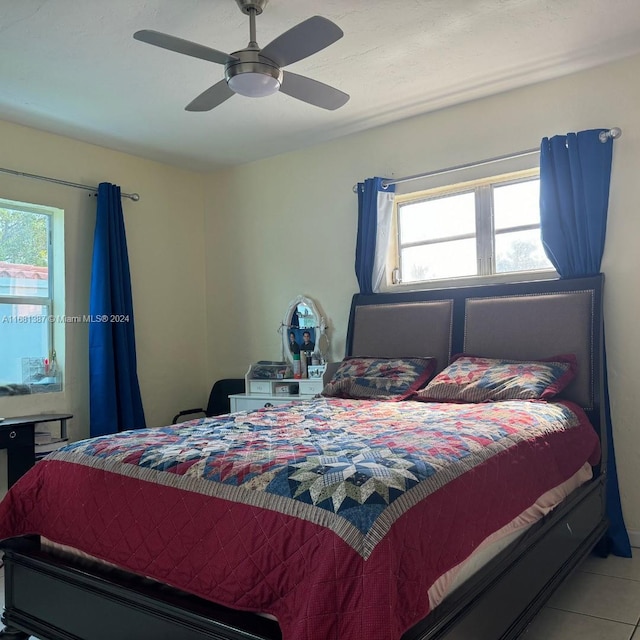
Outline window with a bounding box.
[0,199,60,390]
[394,170,555,285]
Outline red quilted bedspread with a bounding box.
[0,398,600,640]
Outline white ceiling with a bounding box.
[2,0,640,171]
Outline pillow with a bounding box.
[322,356,437,401]
[413,353,577,403]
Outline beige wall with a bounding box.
[0,120,208,449]
[203,53,640,540]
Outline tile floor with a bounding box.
[522,551,640,639]
[1,551,639,639]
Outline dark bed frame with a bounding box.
[1,275,608,640]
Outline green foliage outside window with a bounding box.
[0,208,49,267]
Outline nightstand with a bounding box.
[0,413,72,487]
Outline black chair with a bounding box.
[172,378,245,424]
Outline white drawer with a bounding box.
[230,395,292,412]
[298,379,324,396]
[248,380,272,394]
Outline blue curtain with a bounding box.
[540,129,631,557]
[540,130,612,276]
[355,177,395,294]
[89,183,146,437]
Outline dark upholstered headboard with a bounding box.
[346,275,604,414]
[350,300,453,374]
[463,290,595,408]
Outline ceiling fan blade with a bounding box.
[260,16,343,68]
[280,71,349,111]
[186,80,235,111]
[133,30,236,66]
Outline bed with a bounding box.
[0,274,608,640]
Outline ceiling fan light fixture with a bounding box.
[228,71,280,97]
[225,59,282,98]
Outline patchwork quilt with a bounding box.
[0,397,600,640]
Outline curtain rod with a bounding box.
[0,167,141,202]
[352,127,622,193]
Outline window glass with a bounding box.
[495,229,553,273]
[399,191,475,244]
[0,208,50,297]
[401,238,477,282]
[0,302,50,384]
[493,179,541,230]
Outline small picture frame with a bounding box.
[307,364,326,379]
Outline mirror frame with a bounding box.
[281,295,327,364]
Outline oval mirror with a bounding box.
[281,295,327,364]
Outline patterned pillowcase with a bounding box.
[413,354,577,403]
[322,356,437,401]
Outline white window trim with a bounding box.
[384,168,557,292]
[0,197,63,390]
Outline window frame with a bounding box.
[391,168,556,289]
[0,199,56,386]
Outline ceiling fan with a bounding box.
[133,0,350,112]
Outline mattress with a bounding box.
[427,461,593,609]
[0,397,601,640]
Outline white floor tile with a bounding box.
[523,607,636,640]
[581,552,640,582]
[547,570,640,625]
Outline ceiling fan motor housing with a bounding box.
[225,49,282,97]
[235,0,268,15]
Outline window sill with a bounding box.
[0,381,63,397]
[381,270,559,294]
